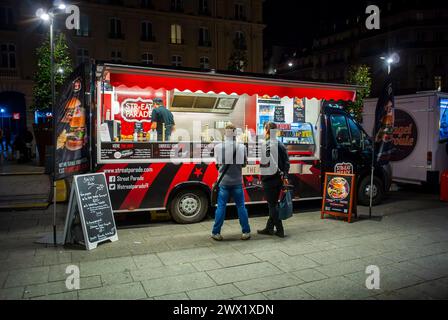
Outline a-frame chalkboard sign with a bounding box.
[63,172,118,250]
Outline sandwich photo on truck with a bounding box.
[92,63,391,224]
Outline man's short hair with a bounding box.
[225,123,236,130]
[153,98,163,105]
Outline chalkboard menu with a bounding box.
[321,172,356,223]
[274,105,285,123]
[63,172,118,250]
[293,98,306,123]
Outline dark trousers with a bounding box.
[263,184,284,232]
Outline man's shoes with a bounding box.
[257,228,274,235]
[241,233,251,240]
[275,230,285,238]
[211,234,223,241]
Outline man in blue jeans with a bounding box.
[211,124,251,241]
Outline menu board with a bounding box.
[321,173,356,223]
[63,173,118,250]
[293,98,306,123]
[101,142,153,160]
[274,105,285,123]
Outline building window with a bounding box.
[234,3,246,20]
[416,31,425,41]
[417,55,424,65]
[141,21,154,41]
[172,55,182,66]
[109,18,123,39]
[76,48,89,65]
[76,14,90,37]
[435,76,442,91]
[436,55,443,65]
[416,13,424,21]
[142,52,154,65]
[234,31,246,50]
[198,27,211,46]
[170,24,183,44]
[0,7,14,29]
[0,43,16,69]
[199,0,209,15]
[199,56,210,69]
[417,77,424,90]
[171,0,184,12]
[111,50,122,62]
[141,0,153,9]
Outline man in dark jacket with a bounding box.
[258,122,290,238]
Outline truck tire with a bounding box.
[169,189,209,224]
[357,176,384,206]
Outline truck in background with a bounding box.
[362,92,448,186]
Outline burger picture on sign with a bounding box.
[327,177,350,200]
[57,97,87,151]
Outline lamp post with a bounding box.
[0,108,4,130]
[369,54,398,218]
[36,2,67,247]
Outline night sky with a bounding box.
[263,0,371,48]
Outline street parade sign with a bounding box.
[63,172,118,250]
[321,172,356,223]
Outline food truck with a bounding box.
[363,92,448,186]
[91,63,391,223]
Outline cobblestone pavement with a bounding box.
[0,187,447,300]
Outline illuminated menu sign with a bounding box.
[440,99,448,142]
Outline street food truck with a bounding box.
[363,92,448,186]
[92,63,391,223]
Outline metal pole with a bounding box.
[50,18,57,247]
[370,64,391,218]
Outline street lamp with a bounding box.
[36,2,67,247]
[0,108,4,130]
[380,53,399,75]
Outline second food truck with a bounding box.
[92,63,391,223]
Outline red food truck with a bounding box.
[90,63,390,223]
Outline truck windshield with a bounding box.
[331,114,370,150]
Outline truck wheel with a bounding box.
[357,176,384,206]
[169,189,209,224]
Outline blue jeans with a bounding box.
[212,184,251,235]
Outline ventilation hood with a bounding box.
[170,90,239,113]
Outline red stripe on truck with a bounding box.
[164,163,196,206]
[119,163,166,211]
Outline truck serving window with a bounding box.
[330,114,351,147]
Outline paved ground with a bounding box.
[0,186,447,300]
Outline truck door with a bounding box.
[327,113,367,175]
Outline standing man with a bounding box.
[151,98,175,141]
[211,123,251,241]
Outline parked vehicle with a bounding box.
[363,91,448,186]
[90,62,391,223]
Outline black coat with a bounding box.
[260,140,290,188]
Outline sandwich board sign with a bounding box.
[63,172,118,250]
[321,172,357,223]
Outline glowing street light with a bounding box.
[380,53,399,75]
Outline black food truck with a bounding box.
[79,63,391,223]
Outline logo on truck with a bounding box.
[391,109,418,162]
[121,98,153,123]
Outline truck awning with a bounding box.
[108,67,357,101]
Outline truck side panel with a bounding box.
[95,160,321,212]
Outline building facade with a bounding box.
[0,0,264,131]
[271,0,448,97]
